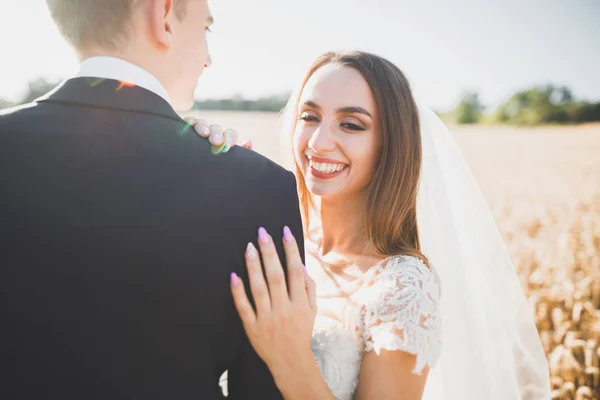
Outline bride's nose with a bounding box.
[308,122,336,153]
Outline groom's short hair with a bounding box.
[46,0,190,51]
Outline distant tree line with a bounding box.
[192,93,290,113]
[2,78,599,126]
[442,85,600,125]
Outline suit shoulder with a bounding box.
[218,145,295,187]
[0,103,41,137]
[0,102,38,119]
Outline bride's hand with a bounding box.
[230,226,317,375]
[184,117,253,154]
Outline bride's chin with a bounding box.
[305,181,336,198]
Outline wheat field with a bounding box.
[193,111,600,399]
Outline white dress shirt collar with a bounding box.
[75,56,171,105]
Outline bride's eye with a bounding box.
[340,122,366,132]
[299,113,319,123]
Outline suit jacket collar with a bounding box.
[36,77,186,125]
[75,56,171,105]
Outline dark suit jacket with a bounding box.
[0,78,304,399]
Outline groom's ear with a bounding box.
[149,0,177,47]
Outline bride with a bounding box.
[193,51,551,399]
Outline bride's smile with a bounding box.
[307,156,348,178]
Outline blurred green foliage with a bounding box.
[442,84,600,126]
[452,91,485,124]
[192,93,290,113]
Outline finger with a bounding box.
[257,227,289,311]
[230,272,257,327]
[208,124,224,146]
[282,226,307,304]
[245,242,272,315]
[223,129,239,152]
[304,268,317,310]
[194,119,211,137]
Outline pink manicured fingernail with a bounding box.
[283,226,293,243]
[258,227,270,244]
[246,242,258,260]
[212,133,223,145]
[230,272,240,287]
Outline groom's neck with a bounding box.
[79,43,156,72]
[79,47,128,63]
[78,44,170,89]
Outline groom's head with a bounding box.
[46,0,213,111]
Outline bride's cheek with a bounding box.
[292,132,308,167]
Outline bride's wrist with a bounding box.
[270,351,321,392]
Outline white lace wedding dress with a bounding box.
[311,255,442,400]
[219,254,442,399]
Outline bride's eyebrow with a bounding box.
[336,106,372,118]
[302,100,321,110]
[301,101,372,118]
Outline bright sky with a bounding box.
[2,0,599,111]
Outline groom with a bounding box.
[0,1,303,399]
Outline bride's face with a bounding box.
[293,64,382,201]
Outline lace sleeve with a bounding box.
[362,256,442,375]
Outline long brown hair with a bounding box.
[283,51,428,264]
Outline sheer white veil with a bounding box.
[416,104,551,399]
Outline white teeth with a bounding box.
[309,160,347,174]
